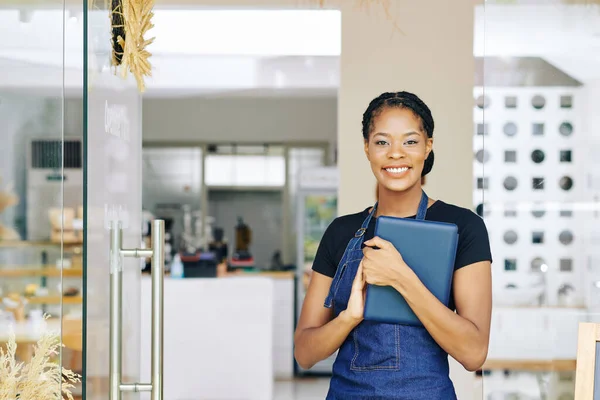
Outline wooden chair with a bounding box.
[574,322,600,399]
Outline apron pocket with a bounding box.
[350,321,400,371]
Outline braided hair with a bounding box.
[362,91,435,176]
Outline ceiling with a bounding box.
[0,4,599,98]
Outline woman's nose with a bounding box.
[387,144,405,159]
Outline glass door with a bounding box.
[0,1,74,399]
[84,1,162,400]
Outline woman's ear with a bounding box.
[426,137,433,158]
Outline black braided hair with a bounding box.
[362,91,435,176]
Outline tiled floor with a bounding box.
[274,377,330,399]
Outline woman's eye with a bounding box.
[375,140,388,145]
[405,140,418,145]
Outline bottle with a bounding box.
[170,253,184,278]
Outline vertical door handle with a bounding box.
[109,219,165,400]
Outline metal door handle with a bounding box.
[109,219,165,400]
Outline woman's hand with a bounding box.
[362,236,407,287]
[344,261,366,323]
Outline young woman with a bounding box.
[294,91,492,399]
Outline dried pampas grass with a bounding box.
[111,0,155,93]
[0,316,81,400]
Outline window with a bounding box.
[205,154,285,187]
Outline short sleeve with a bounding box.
[311,220,340,278]
[455,213,493,270]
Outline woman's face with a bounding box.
[364,107,432,193]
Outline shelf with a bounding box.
[0,267,83,278]
[0,240,82,249]
[2,295,83,305]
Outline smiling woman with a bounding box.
[294,91,493,400]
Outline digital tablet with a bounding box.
[363,216,459,326]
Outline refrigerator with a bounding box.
[294,166,338,375]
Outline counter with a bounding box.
[139,272,295,400]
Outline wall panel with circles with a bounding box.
[473,86,592,308]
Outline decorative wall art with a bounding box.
[472,85,598,309]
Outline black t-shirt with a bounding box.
[312,200,492,309]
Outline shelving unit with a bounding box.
[0,240,83,309]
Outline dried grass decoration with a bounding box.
[0,315,81,400]
[110,0,155,93]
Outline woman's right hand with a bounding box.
[345,261,366,323]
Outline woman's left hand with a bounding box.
[362,236,408,287]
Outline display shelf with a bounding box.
[15,295,82,305]
[0,240,82,249]
[0,266,83,278]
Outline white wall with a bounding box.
[64,95,336,145]
[337,0,476,214]
[142,96,336,145]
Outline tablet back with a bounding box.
[363,216,459,326]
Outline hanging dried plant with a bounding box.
[111,0,126,65]
[111,0,155,93]
[0,315,81,400]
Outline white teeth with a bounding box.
[385,167,409,173]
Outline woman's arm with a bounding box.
[294,269,364,370]
[362,237,492,371]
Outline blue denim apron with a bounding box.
[323,191,456,400]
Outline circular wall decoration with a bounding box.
[476,95,490,109]
[559,230,574,245]
[475,203,490,217]
[475,149,490,164]
[503,176,518,191]
[503,230,518,245]
[531,149,545,163]
[532,95,546,109]
[503,122,518,137]
[559,176,574,191]
[531,257,547,272]
[559,122,573,137]
[531,204,545,218]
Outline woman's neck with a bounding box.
[376,183,424,218]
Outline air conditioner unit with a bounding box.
[26,138,83,241]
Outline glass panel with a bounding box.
[84,1,143,399]
[480,1,600,397]
[0,2,74,399]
